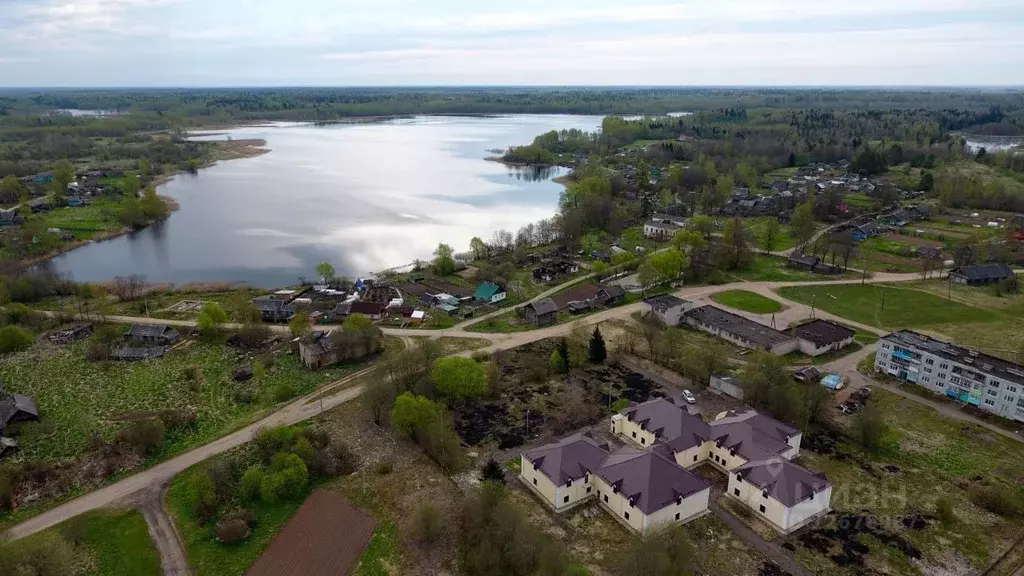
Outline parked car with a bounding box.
[682,389,696,404]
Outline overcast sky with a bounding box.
[1,0,1023,87]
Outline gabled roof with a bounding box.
[126,324,177,338]
[685,306,796,348]
[595,447,710,515]
[0,391,38,430]
[252,298,289,311]
[473,281,504,300]
[620,398,709,450]
[526,298,559,315]
[524,433,610,486]
[950,263,1014,281]
[734,460,831,507]
[349,301,386,315]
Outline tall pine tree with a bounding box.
[589,327,607,364]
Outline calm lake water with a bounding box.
[52,115,603,288]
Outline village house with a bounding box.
[643,219,683,239]
[533,258,579,282]
[790,319,856,357]
[550,283,626,314]
[0,210,23,227]
[110,347,168,361]
[522,298,559,326]
[298,331,340,369]
[641,294,692,326]
[47,323,93,344]
[683,306,799,355]
[348,301,386,320]
[787,254,842,275]
[948,263,1016,286]
[253,297,296,322]
[876,330,1024,422]
[607,398,830,534]
[125,324,180,346]
[0,388,39,435]
[472,281,507,304]
[916,246,942,261]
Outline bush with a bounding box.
[0,474,13,513]
[216,518,251,544]
[240,467,264,502]
[187,471,218,525]
[85,342,110,362]
[272,382,295,402]
[968,485,1023,518]
[158,409,197,431]
[412,503,444,544]
[480,459,505,484]
[375,460,394,475]
[182,365,201,381]
[0,533,80,576]
[0,325,33,354]
[116,418,165,457]
[935,496,957,525]
[431,357,489,402]
[254,426,299,460]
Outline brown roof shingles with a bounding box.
[245,490,378,576]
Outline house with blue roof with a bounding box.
[472,281,507,304]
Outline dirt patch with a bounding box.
[453,340,660,450]
[796,513,925,572]
[882,233,943,248]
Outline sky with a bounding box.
[1,0,1023,87]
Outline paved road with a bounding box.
[712,502,811,576]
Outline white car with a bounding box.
[682,389,696,404]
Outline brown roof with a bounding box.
[245,490,378,576]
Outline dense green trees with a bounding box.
[431,357,489,402]
[433,243,457,276]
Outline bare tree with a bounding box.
[111,274,146,301]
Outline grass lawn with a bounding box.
[710,289,785,314]
[35,198,126,240]
[745,217,798,252]
[732,255,857,283]
[0,338,368,462]
[797,388,1024,575]
[776,284,998,331]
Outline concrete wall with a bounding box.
[709,375,745,400]
[797,335,855,357]
[521,456,559,508]
[727,472,790,531]
[643,487,712,529]
[785,432,802,459]
[706,442,749,471]
[785,485,833,531]
[521,455,595,511]
[643,303,686,327]
[673,442,712,469]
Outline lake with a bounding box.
[51,115,603,288]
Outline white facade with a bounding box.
[709,375,745,400]
[520,455,594,512]
[684,315,800,355]
[591,475,711,532]
[644,222,681,238]
[797,334,856,356]
[875,332,1024,423]
[727,471,833,534]
[642,301,690,327]
[487,291,507,304]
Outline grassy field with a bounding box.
[10,508,161,576]
[35,199,126,240]
[710,289,785,313]
[732,255,858,283]
[0,337,371,462]
[795,388,1024,576]
[745,217,798,252]
[776,284,998,331]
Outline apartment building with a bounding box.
[875,330,1024,423]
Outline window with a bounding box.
[586,487,592,494]
[640,438,646,445]
[533,478,537,486]
[882,343,890,350]
[631,431,636,438]
[759,505,766,513]
[566,479,572,487]
[693,455,698,462]
[675,513,680,521]
[988,389,998,397]
[940,363,949,369]
[1018,398,1024,408]
[564,496,570,504]
[734,488,741,497]
[1009,386,1018,393]
[985,399,996,406]
[624,512,630,520]
[925,358,934,365]
[762,490,769,499]
[604,494,609,503]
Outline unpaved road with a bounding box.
[132,487,191,576]
[4,268,983,542]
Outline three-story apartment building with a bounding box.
[875,330,1024,422]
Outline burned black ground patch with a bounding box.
[795,512,928,573]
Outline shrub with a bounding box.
[233,388,256,404]
[272,382,295,402]
[471,350,491,363]
[430,357,488,402]
[0,474,13,513]
[216,519,251,544]
[206,458,237,501]
[480,459,505,484]
[158,409,197,431]
[254,426,298,460]
[935,496,957,525]
[258,472,286,504]
[182,365,201,382]
[412,503,444,544]
[85,342,110,362]
[968,485,1023,518]
[187,471,218,525]
[375,460,394,475]
[4,303,34,325]
[240,468,264,502]
[116,418,166,457]
[0,325,33,354]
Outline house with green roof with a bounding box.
[473,281,507,304]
